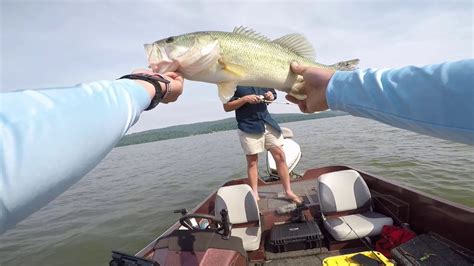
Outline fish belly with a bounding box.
[185,63,236,83]
[184,32,320,93]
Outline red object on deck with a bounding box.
[375,225,416,258]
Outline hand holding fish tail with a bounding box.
[286,62,335,113]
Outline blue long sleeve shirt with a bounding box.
[0,60,472,235]
[327,59,474,145]
[0,79,150,234]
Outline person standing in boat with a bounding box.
[223,86,303,204]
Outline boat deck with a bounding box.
[253,177,474,265]
[257,178,319,212]
[251,178,367,265]
[133,166,474,265]
[263,247,364,266]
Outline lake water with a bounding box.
[1,116,473,266]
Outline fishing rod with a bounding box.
[264,100,294,105]
[341,217,387,266]
[257,95,295,105]
[234,95,296,105]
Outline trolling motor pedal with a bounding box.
[276,203,309,222]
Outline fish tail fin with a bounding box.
[331,59,360,71]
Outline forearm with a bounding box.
[326,59,474,144]
[223,97,247,112]
[0,79,150,233]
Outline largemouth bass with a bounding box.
[144,26,359,102]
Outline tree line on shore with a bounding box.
[116,111,346,147]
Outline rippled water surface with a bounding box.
[1,116,473,265]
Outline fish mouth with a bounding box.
[144,43,160,64]
[144,43,180,73]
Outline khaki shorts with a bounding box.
[238,124,284,155]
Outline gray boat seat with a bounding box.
[317,170,393,241]
[215,184,261,251]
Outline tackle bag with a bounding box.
[375,225,416,258]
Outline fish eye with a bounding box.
[166,37,175,43]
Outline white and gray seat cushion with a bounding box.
[324,212,393,241]
[215,184,261,251]
[317,170,393,241]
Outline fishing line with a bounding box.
[265,101,295,105]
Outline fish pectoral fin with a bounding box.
[218,58,247,78]
[217,82,238,103]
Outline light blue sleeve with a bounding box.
[0,79,151,234]
[326,59,474,145]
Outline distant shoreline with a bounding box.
[116,111,347,147]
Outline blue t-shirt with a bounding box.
[231,86,282,134]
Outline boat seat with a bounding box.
[317,170,393,241]
[215,184,261,251]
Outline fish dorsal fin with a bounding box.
[233,26,271,42]
[273,33,316,59]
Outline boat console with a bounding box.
[150,230,247,265]
[110,209,247,266]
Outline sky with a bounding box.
[1,0,473,133]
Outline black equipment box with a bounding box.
[110,251,157,266]
[269,221,324,253]
[391,234,473,266]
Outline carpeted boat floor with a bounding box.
[257,179,319,212]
